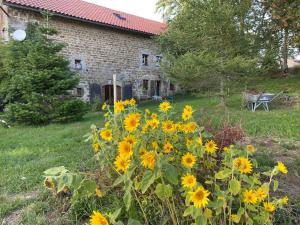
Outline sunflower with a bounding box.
[277,161,288,174]
[163,142,173,153]
[234,157,252,174]
[181,152,196,168]
[152,141,159,150]
[95,187,103,197]
[124,113,141,132]
[100,129,112,141]
[162,120,175,133]
[141,151,156,170]
[89,211,109,225]
[182,110,192,121]
[147,119,160,129]
[187,122,197,133]
[255,188,267,202]
[189,186,210,208]
[196,137,203,146]
[246,144,256,153]
[205,140,218,154]
[184,105,193,113]
[101,103,107,110]
[118,141,133,159]
[263,202,276,213]
[129,98,136,106]
[92,143,101,153]
[159,101,171,112]
[44,177,55,189]
[114,100,125,114]
[123,135,137,145]
[223,146,230,153]
[280,196,288,205]
[181,174,197,189]
[186,138,193,148]
[114,155,130,172]
[231,214,239,223]
[139,147,147,156]
[151,113,158,119]
[243,190,257,204]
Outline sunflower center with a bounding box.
[186,157,193,164]
[195,190,204,200]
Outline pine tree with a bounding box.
[0,22,86,124]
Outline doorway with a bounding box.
[103,85,121,104]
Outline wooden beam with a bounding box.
[0,5,9,17]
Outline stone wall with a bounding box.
[0,2,9,41]
[4,6,175,102]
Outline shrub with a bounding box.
[6,95,54,125]
[212,122,245,149]
[53,98,87,123]
[6,96,86,125]
[44,101,289,225]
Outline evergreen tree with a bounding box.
[0,22,86,124]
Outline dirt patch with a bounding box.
[253,138,300,197]
[1,209,23,225]
[9,191,39,202]
[1,191,39,225]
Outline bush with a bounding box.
[44,101,289,225]
[212,122,245,150]
[6,96,86,125]
[6,95,54,125]
[53,98,87,123]
[90,97,104,112]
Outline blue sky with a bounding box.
[84,0,163,22]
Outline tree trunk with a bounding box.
[219,76,225,107]
[282,28,289,74]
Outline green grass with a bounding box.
[1,74,300,223]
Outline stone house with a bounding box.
[0,0,175,103]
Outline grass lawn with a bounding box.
[1,75,300,224]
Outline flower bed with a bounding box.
[44,100,288,225]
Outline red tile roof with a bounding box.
[4,0,166,35]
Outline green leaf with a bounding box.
[123,189,132,211]
[163,164,178,185]
[128,219,142,225]
[113,174,126,187]
[115,222,124,225]
[155,183,173,200]
[215,169,231,180]
[108,208,122,223]
[140,170,156,194]
[183,206,194,217]
[44,166,68,176]
[195,215,207,225]
[237,207,245,217]
[71,179,97,202]
[273,180,279,192]
[229,179,241,196]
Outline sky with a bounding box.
[84,0,163,22]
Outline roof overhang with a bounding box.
[4,1,158,37]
